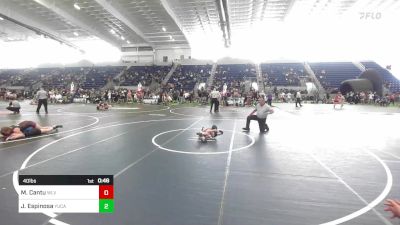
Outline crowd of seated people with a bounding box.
[361,61,400,93]
[0,89,26,100]
[315,69,331,89]
[0,69,36,86]
[261,63,305,87]
[268,87,323,103]
[0,63,398,109]
[310,62,361,90]
[51,88,134,105]
[1,67,78,89]
[1,68,78,88]
[120,65,171,87]
[219,87,260,106]
[0,70,23,85]
[72,88,160,105]
[0,66,123,91]
[167,64,212,91]
[340,91,399,106]
[40,67,90,90]
[268,88,308,103]
[47,85,400,108]
[165,89,195,105]
[223,83,245,98]
[82,66,125,89]
[214,64,256,90]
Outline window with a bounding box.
[121,47,137,52]
[138,46,153,52]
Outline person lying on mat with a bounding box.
[0,121,62,141]
[385,199,400,219]
[96,101,110,111]
[196,125,223,142]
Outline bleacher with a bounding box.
[1,62,397,94]
[82,66,125,89]
[121,65,171,86]
[214,64,256,88]
[309,62,361,89]
[260,63,306,86]
[168,64,212,91]
[1,68,45,87]
[41,67,89,90]
[361,61,400,92]
[1,66,123,90]
[0,69,25,86]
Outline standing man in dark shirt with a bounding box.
[295,91,302,107]
[267,93,273,106]
[36,88,48,114]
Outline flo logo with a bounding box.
[359,12,382,20]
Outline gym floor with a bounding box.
[0,101,399,225]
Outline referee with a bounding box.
[36,88,48,114]
[242,96,274,133]
[209,88,221,113]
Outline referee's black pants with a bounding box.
[210,98,218,112]
[295,98,302,107]
[37,99,48,113]
[245,115,269,132]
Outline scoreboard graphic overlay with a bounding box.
[18,175,114,213]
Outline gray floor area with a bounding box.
[0,101,400,225]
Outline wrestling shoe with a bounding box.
[53,125,63,130]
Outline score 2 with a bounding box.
[99,185,114,213]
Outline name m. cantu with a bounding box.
[20,190,56,195]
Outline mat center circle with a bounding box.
[152,128,255,155]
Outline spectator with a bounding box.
[7,100,21,114]
[267,93,273,106]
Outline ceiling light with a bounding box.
[121,36,125,40]
[73,32,79,36]
[74,3,81,10]
[127,40,130,44]
[110,29,116,34]
[162,27,166,32]
[0,17,4,21]
[169,35,173,39]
